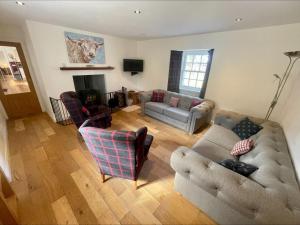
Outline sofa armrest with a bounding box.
[140,91,152,113]
[170,147,297,224]
[188,100,214,133]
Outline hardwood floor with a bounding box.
[7,107,216,225]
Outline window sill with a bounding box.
[180,88,201,93]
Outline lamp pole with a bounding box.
[265,51,300,120]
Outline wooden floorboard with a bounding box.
[7,108,216,225]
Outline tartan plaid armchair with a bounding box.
[60,91,112,129]
[79,120,153,189]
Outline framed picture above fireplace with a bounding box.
[64,31,106,64]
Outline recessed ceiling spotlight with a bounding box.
[16,1,25,6]
[134,10,142,14]
[235,18,243,22]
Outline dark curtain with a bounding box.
[200,49,214,98]
[167,50,183,93]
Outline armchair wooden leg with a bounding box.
[101,174,105,183]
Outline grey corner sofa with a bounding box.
[170,110,300,225]
[140,89,215,134]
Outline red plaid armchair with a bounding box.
[60,91,112,129]
[79,120,153,189]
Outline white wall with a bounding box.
[137,23,300,122]
[281,72,300,182]
[25,21,139,118]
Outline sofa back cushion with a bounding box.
[214,110,265,130]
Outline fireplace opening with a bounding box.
[73,74,106,105]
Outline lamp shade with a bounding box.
[284,51,300,58]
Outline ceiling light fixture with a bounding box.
[235,18,243,22]
[16,1,25,6]
[134,10,142,14]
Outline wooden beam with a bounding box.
[60,66,114,71]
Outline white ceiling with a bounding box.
[1,1,300,40]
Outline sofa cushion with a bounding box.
[178,95,194,111]
[151,91,165,102]
[218,159,258,177]
[145,102,170,114]
[163,91,180,104]
[230,139,254,156]
[169,97,179,107]
[203,125,241,150]
[232,117,263,140]
[164,107,190,123]
[190,99,203,110]
[192,139,235,162]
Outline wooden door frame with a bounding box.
[0,41,42,118]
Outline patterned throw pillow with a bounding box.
[218,159,258,177]
[232,117,263,140]
[169,97,179,107]
[151,91,164,102]
[189,99,203,110]
[231,139,254,156]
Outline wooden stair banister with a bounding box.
[0,169,18,225]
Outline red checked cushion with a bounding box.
[151,91,164,102]
[190,99,203,110]
[231,139,254,156]
[169,97,179,107]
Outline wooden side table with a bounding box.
[128,90,142,105]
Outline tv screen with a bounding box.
[123,59,143,72]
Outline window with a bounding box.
[180,50,209,92]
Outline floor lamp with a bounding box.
[265,51,300,120]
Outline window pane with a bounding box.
[185,62,192,70]
[200,64,207,72]
[183,71,190,78]
[192,63,200,71]
[196,80,203,88]
[190,72,197,79]
[198,72,205,80]
[186,55,193,62]
[194,55,202,63]
[202,55,209,63]
[183,79,189,86]
[189,79,196,87]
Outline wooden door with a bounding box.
[0,41,41,119]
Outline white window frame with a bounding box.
[180,50,209,92]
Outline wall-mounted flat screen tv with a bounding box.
[123,59,143,75]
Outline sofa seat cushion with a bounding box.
[145,102,170,114]
[203,125,241,150]
[164,107,190,123]
[192,139,235,162]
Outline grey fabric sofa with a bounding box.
[170,110,300,225]
[140,89,214,134]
